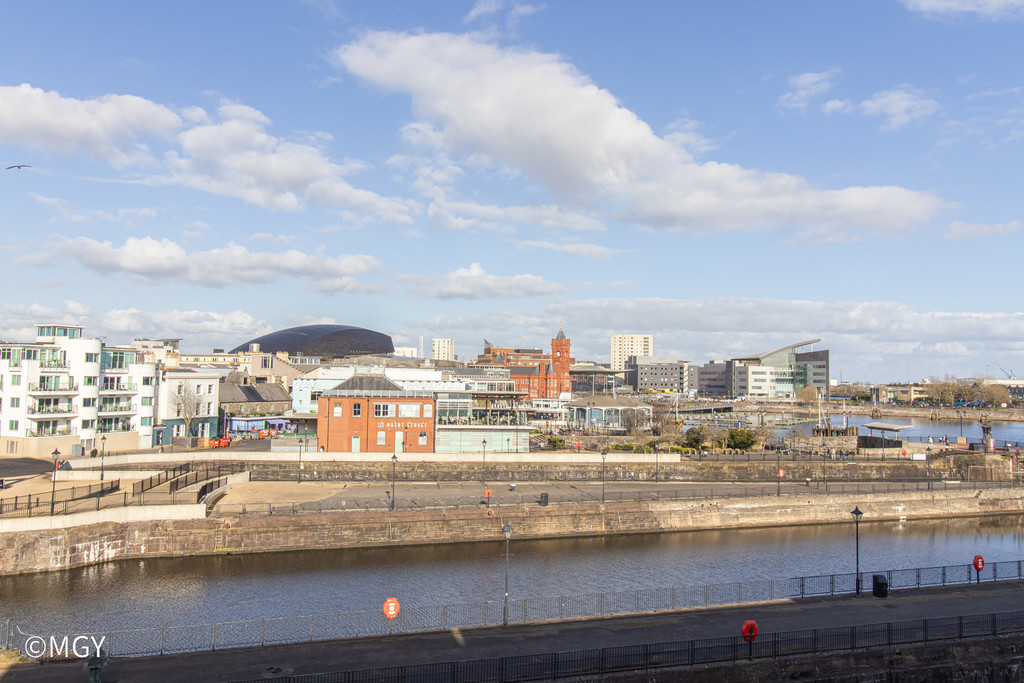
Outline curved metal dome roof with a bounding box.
[229,324,394,357]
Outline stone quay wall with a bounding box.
[2,486,1023,576]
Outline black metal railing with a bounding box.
[227,610,1024,682]
[132,465,190,496]
[0,480,120,518]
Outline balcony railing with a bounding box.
[28,382,78,393]
[98,424,136,434]
[100,382,137,393]
[24,426,78,437]
[40,360,69,370]
[26,404,77,415]
[98,403,136,414]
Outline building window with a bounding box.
[333,404,343,417]
[419,431,427,446]
[352,403,361,417]
[85,353,99,363]
[11,375,20,386]
[84,376,96,386]
[374,403,395,418]
[141,417,152,426]
[398,404,419,418]
[8,420,17,431]
[141,397,153,406]
[83,398,96,407]
[142,377,154,386]
[261,357,272,369]
[377,430,386,446]
[423,404,433,418]
[9,397,18,408]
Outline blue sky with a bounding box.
[2,0,1023,384]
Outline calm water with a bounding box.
[2,516,1022,634]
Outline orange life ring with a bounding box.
[487,510,494,516]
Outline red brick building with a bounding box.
[316,375,435,453]
[471,328,573,399]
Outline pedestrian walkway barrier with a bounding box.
[5,559,1022,660]
[228,610,1024,682]
[0,480,120,518]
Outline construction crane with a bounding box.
[992,361,1017,380]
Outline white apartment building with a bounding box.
[431,338,455,361]
[0,324,158,458]
[610,334,653,371]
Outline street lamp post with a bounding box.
[482,439,487,489]
[958,410,964,437]
[391,454,397,511]
[100,435,106,482]
[777,448,781,496]
[822,441,828,493]
[297,438,305,483]
[851,506,863,594]
[601,449,608,503]
[502,522,513,626]
[50,448,60,515]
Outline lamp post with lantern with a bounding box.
[851,506,864,594]
[502,522,513,626]
[50,448,60,515]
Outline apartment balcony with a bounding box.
[98,402,136,415]
[39,360,69,371]
[99,382,137,393]
[98,424,136,434]
[26,404,78,417]
[28,382,78,394]
[25,426,78,438]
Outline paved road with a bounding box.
[2,580,1020,682]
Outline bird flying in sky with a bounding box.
[6,164,31,169]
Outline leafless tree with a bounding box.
[169,381,202,437]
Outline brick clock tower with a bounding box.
[551,327,572,394]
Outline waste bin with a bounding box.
[539,492,549,506]
[872,574,888,598]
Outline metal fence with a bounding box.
[224,609,1024,682]
[213,478,1021,517]
[5,559,1021,660]
[0,480,120,518]
[132,464,190,495]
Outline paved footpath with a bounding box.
[2,580,1021,682]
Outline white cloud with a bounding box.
[777,69,841,111]
[334,32,945,237]
[822,99,854,114]
[30,194,158,224]
[429,199,604,232]
[945,219,1020,240]
[900,0,1024,18]
[3,86,417,223]
[405,262,565,299]
[860,85,941,130]
[42,236,379,289]
[464,0,503,22]
[0,84,181,167]
[516,240,619,259]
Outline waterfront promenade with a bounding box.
[2,580,1021,682]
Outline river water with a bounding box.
[719,413,1024,445]
[2,516,1022,635]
